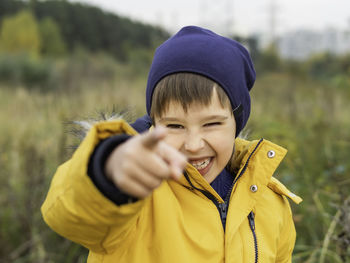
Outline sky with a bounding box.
[70,0,350,37]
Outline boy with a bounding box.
[42,26,302,262]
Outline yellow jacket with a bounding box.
[41,120,302,263]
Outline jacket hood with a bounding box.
[231,137,258,172]
[231,137,302,204]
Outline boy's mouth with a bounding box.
[189,157,213,175]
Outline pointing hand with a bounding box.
[105,127,187,198]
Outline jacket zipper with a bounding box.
[184,172,227,228]
[184,138,264,231]
[248,212,258,263]
[218,202,228,228]
[219,138,264,229]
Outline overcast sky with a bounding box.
[70,0,350,36]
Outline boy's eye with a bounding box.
[204,122,222,127]
[166,124,184,129]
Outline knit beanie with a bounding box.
[146,26,256,137]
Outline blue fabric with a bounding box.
[145,26,256,137]
[130,114,152,133]
[210,168,235,200]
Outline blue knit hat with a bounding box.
[146,26,256,137]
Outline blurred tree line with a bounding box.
[234,36,350,89]
[1,0,349,90]
[0,0,169,59]
[0,0,169,88]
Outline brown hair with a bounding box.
[150,72,231,120]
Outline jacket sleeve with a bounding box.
[88,134,139,205]
[87,114,152,204]
[275,196,297,263]
[41,120,147,254]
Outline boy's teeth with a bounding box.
[190,158,210,170]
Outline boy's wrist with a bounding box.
[88,134,138,205]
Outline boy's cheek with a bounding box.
[208,131,235,152]
[208,130,235,144]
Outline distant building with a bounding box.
[277,28,350,60]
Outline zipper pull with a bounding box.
[218,202,228,225]
[248,211,255,231]
[248,211,258,263]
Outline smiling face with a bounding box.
[154,88,236,183]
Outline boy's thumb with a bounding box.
[141,126,167,149]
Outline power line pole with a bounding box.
[198,0,233,36]
[225,0,234,36]
[268,0,277,45]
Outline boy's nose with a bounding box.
[184,134,205,153]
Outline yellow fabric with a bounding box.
[41,119,302,263]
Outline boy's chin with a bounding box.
[199,158,218,183]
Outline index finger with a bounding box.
[140,126,167,149]
[157,141,187,180]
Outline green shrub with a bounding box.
[0,53,54,89]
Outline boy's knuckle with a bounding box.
[154,179,162,188]
[159,165,171,178]
[115,175,125,187]
[149,178,162,189]
[115,175,131,190]
[123,147,135,159]
[121,161,135,175]
[120,161,129,172]
[134,187,145,198]
[140,190,151,199]
[154,169,167,180]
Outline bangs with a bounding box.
[150,73,230,119]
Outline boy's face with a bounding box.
[154,89,236,183]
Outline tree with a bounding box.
[0,1,169,60]
[0,10,41,56]
[0,0,24,20]
[255,43,282,73]
[39,17,66,57]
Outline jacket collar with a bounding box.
[178,138,288,203]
